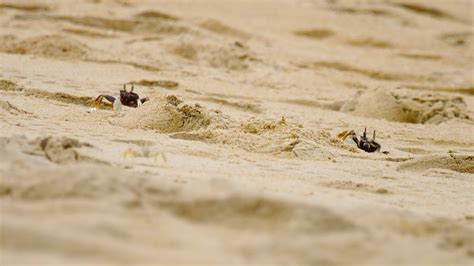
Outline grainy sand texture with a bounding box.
[1,0,473,265]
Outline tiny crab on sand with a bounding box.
[338,128,382,153]
[93,84,150,112]
[122,147,168,162]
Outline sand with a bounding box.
[0,0,473,265]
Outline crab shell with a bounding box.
[120,90,141,108]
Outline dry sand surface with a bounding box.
[1,0,474,265]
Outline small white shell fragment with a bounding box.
[87,107,97,113]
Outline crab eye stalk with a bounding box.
[373,130,376,140]
[131,85,134,92]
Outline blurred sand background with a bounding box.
[0,0,473,265]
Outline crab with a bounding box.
[338,128,381,153]
[122,147,167,162]
[93,84,149,111]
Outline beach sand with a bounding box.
[0,0,473,265]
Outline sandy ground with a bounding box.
[0,0,473,265]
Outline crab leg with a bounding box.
[93,94,117,108]
[351,135,360,146]
[104,95,116,103]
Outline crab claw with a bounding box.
[93,94,104,108]
[337,130,356,140]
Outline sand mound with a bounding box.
[117,97,343,160]
[172,117,340,160]
[38,136,96,164]
[398,154,474,174]
[210,117,304,153]
[116,96,340,160]
[113,95,229,133]
[344,88,471,124]
[159,195,354,232]
[0,135,99,165]
[1,35,90,60]
[0,136,49,169]
[0,165,167,200]
[0,163,359,266]
[0,162,352,233]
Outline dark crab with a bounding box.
[94,84,149,110]
[350,128,381,153]
[338,128,382,153]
